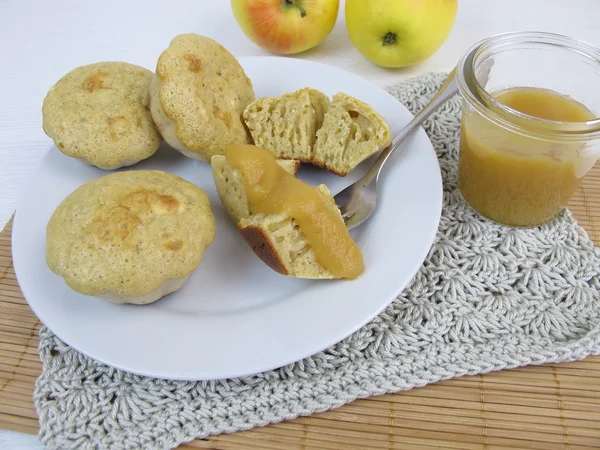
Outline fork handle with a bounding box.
[358,69,459,187]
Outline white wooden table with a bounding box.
[1,0,599,447]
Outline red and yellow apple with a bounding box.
[346,0,458,68]
[231,0,340,55]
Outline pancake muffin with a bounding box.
[150,34,255,162]
[42,62,162,170]
[46,170,216,304]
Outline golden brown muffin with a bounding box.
[46,170,215,304]
[42,62,161,170]
[150,34,255,161]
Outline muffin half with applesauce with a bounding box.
[211,144,364,280]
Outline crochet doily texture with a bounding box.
[34,73,600,450]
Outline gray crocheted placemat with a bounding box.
[34,73,600,450]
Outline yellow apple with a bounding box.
[231,0,340,55]
[346,0,458,68]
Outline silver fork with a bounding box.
[335,69,459,230]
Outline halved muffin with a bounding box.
[211,145,364,280]
[242,89,391,176]
[236,185,347,279]
[211,155,299,223]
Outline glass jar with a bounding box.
[456,32,600,227]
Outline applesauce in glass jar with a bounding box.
[456,32,600,227]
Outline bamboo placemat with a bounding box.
[1,162,599,449]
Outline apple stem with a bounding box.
[383,32,397,46]
[285,0,307,17]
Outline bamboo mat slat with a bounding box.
[0,162,598,449]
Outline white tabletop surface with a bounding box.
[1,0,599,447]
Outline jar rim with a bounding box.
[456,31,600,141]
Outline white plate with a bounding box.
[12,57,442,380]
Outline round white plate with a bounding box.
[13,57,442,380]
